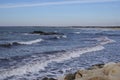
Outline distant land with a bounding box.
[70,26,120,28]
[0,26,120,29]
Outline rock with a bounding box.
[0,43,12,47]
[42,77,57,80]
[103,62,116,75]
[47,62,120,80]
[75,70,87,79]
[31,31,63,35]
[108,64,120,80]
[49,78,57,80]
[88,64,104,70]
[88,76,108,80]
[75,71,82,79]
[64,73,75,80]
[42,77,49,80]
[74,68,106,80]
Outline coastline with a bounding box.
[42,62,120,80]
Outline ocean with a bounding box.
[0,26,120,80]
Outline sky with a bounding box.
[0,0,120,26]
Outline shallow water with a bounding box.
[0,27,120,80]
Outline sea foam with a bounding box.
[0,37,116,80]
[16,39,43,45]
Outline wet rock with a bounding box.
[49,78,57,80]
[42,77,49,80]
[64,73,75,80]
[0,43,12,47]
[31,31,63,35]
[42,77,57,80]
[58,70,64,74]
[75,70,86,79]
[88,64,104,70]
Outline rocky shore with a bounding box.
[42,62,120,80]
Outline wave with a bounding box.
[23,33,40,36]
[0,37,116,79]
[0,45,105,79]
[94,36,116,45]
[74,32,80,34]
[0,39,43,47]
[48,35,67,40]
[16,39,43,45]
[55,35,67,39]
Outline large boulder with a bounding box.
[103,62,120,80]
[88,76,109,80]
[60,62,120,80]
[103,62,116,75]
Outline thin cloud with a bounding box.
[0,0,118,8]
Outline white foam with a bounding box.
[0,37,115,79]
[74,32,80,34]
[23,33,40,35]
[94,36,116,45]
[62,35,67,38]
[17,39,43,45]
[0,45,104,79]
[55,35,67,39]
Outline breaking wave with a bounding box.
[16,39,43,45]
[94,36,116,45]
[0,38,43,47]
[73,32,80,34]
[0,36,116,79]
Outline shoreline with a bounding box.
[42,62,120,80]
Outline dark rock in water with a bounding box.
[88,63,104,70]
[42,77,49,80]
[42,77,57,80]
[49,78,57,80]
[58,70,64,74]
[12,42,20,45]
[64,73,75,80]
[0,43,12,48]
[0,42,20,48]
[31,31,63,35]
[0,58,10,62]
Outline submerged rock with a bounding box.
[0,43,12,47]
[31,31,63,35]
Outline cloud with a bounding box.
[0,0,118,8]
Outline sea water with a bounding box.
[0,27,120,80]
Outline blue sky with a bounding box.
[0,0,120,26]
